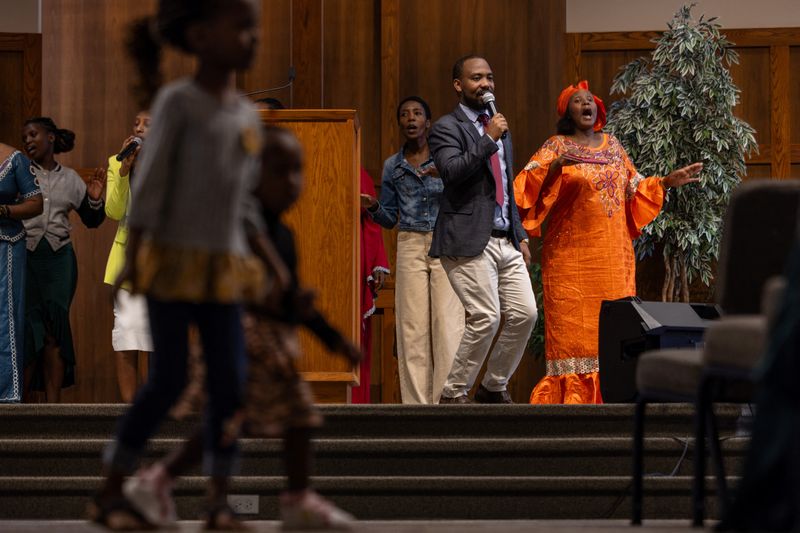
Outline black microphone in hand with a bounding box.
[116,137,142,162]
[480,92,507,140]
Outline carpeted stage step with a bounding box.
[0,403,741,438]
[0,404,746,521]
[0,475,732,521]
[0,437,747,477]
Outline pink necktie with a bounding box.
[477,113,504,206]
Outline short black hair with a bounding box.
[24,117,75,154]
[556,112,576,135]
[255,97,286,110]
[396,96,431,122]
[452,54,485,80]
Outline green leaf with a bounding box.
[606,3,756,292]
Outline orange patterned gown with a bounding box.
[514,134,664,404]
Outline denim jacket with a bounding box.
[368,147,443,232]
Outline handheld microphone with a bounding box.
[480,92,507,140]
[116,137,142,162]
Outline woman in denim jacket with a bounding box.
[362,96,464,404]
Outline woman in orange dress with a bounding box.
[514,80,702,404]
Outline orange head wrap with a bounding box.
[557,80,606,132]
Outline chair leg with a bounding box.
[706,395,729,518]
[693,377,710,527]
[632,398,646,525]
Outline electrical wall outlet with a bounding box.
[227,494,259,515]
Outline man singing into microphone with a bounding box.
[429,55,537,404]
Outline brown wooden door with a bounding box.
[0,33,41,148]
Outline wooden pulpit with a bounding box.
[259,109,361,403]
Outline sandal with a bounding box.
[87,494,157,531]
[204,501,249,531]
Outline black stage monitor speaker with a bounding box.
[598,297,721,403]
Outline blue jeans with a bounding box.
[104,298,246,477]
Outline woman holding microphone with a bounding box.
[104,110,153,402]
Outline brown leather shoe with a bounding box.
[474,385,514,404]
[438,395,474,404]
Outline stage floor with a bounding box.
[0,520,709,532]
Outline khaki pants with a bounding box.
[440,236,538,399]
[395,231,465,404]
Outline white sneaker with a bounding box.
[122,464,178,528]
[280,490,355,530]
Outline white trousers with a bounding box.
[395,231,465,404]
[440,236,537,398]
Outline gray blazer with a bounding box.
[428,105,527,258]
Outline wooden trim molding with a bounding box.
[259,108,359,125]
[575,27,800,51]
[770,45,791,178]
[301,371,358,384]
[565,33,582,85]
[380,0,400,171]
[746,144,800,165]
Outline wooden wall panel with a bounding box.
[786,46,800,179]
[746,164,775,180]
[291,0,323,109]
[578,49,645,106]
[41,0,196,171]
[724,47,772,179]
[398,0,565,172]
[322,0,381,180]
[379,0,400,178]
[0,50,23,146]
[238,0,292,106]
[791,47,800,147]
[728,48,772,148]
[769,45,790,178]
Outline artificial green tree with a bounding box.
[605,4,757,302]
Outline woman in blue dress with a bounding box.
[0,142,43,403]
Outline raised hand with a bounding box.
[88,167,107,201]
[664,162,703,188]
